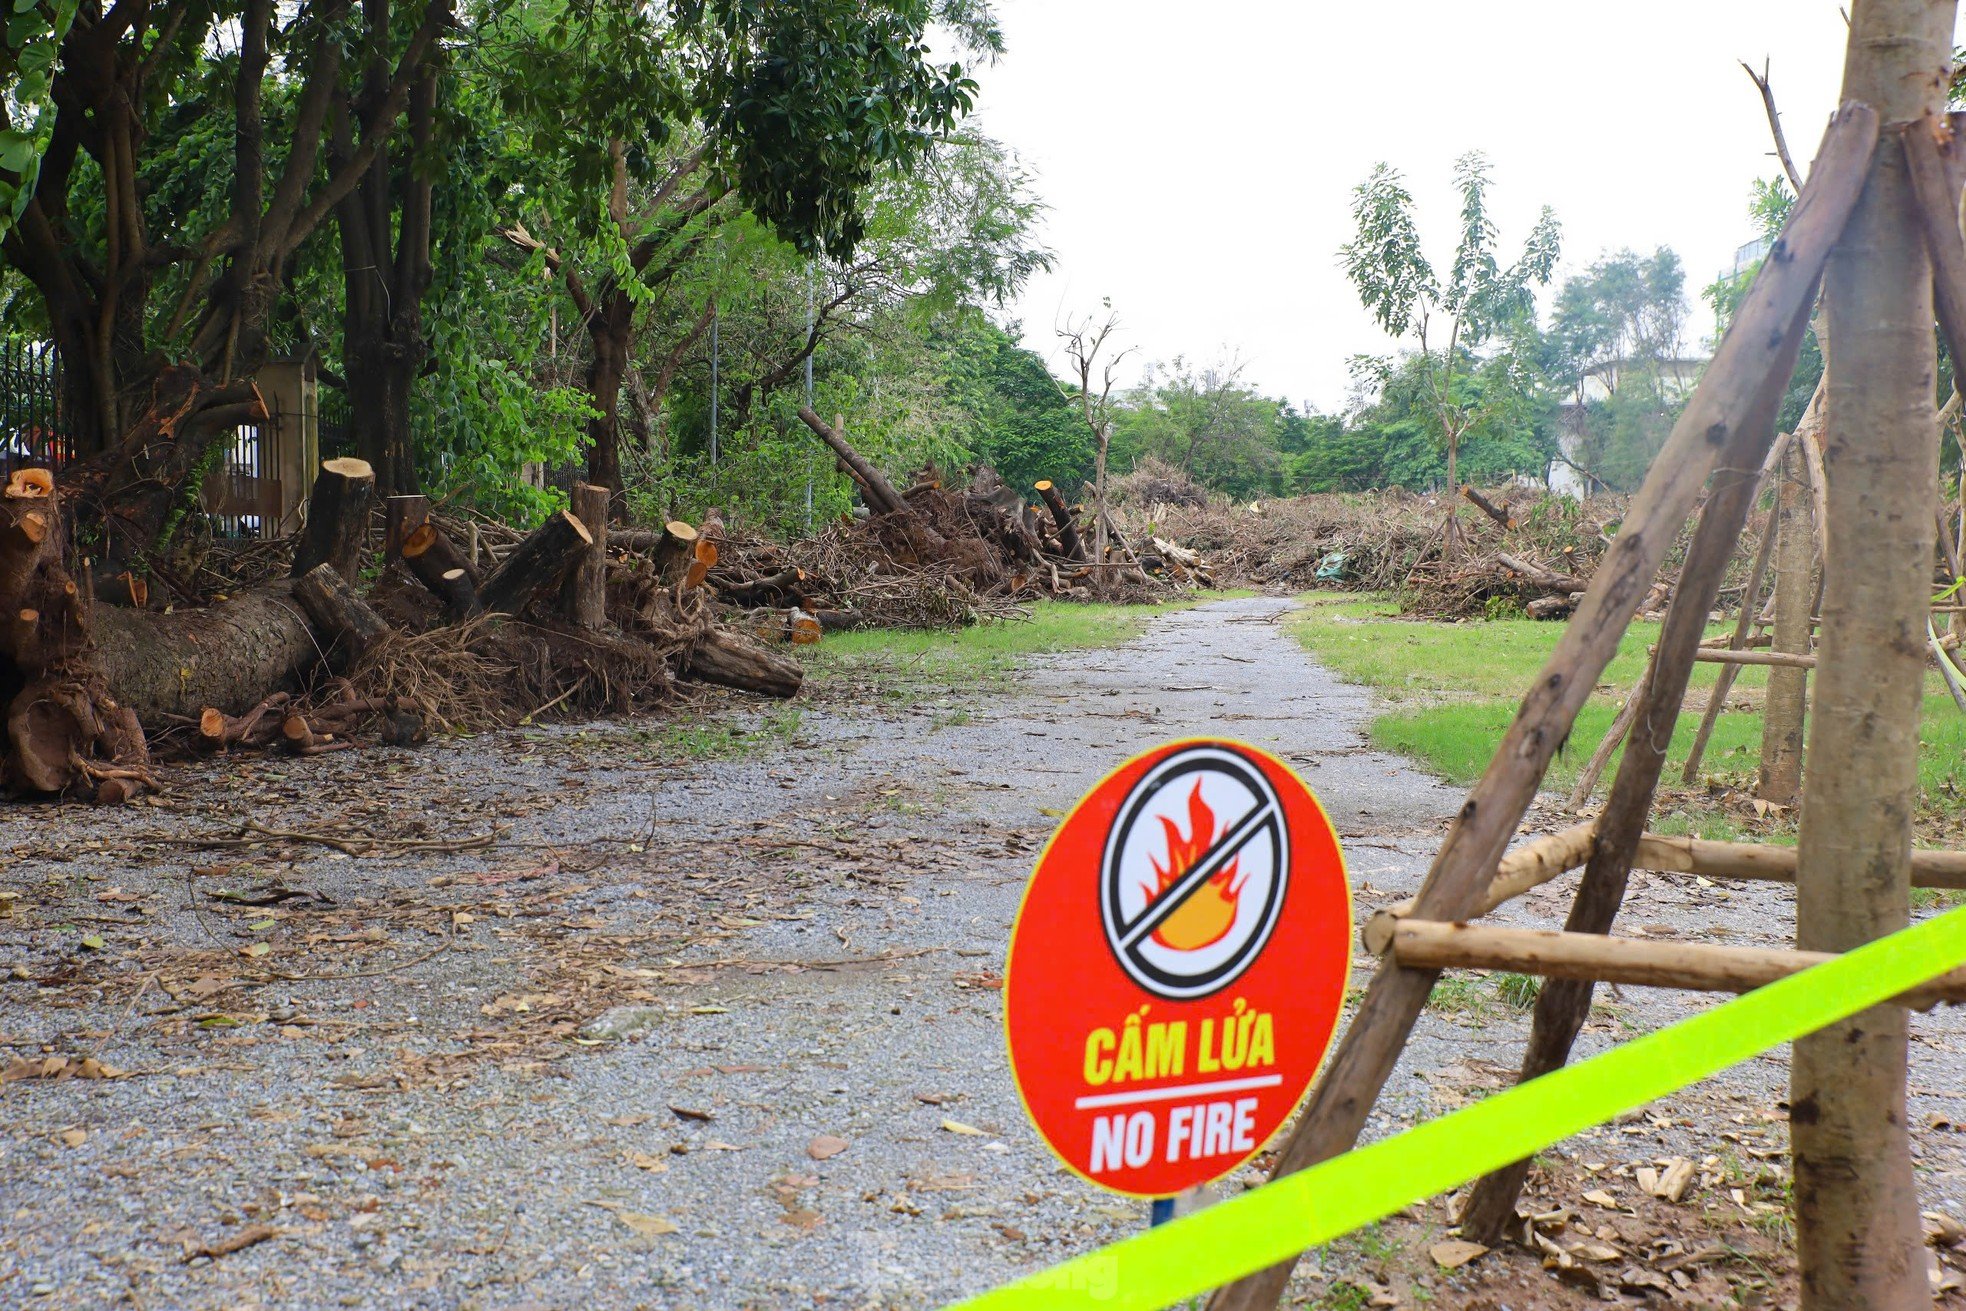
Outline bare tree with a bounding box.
[1056,306,1131,587]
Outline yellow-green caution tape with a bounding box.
[949,904,1966,1311]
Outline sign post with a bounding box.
[1003,738,1352,1203]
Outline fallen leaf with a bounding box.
[807,1134,850,1160]
[690,1005,730,1015]
[79,934,105,951]
[1429,1239,1487,1269]
[940,1118,985,1136]
[57,1128,87,1148]
[915,1091,949,1106]
[626,1151,670,1173]
[587,1201,677,1238]
[779,1207,823,1230]
[670,1104,714,1122]
[1583,1189,1620,1208]
[703,1140,744,1151]
[240,943,272,958]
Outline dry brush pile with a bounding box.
[1113,463,1767,621]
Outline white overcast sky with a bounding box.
[965,1,1902,414]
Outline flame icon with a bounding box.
[1141,780,1247,951]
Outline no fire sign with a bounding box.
[1003,739,1351,1199]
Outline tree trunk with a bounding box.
[1792,8,1953,1308]
[401,522,482,619]
[384,494,429,561]
[563,482,610,629]
[344,344,423,497]
[796,408,905,514]
[291,458,376,582]
[584,304,632,503]
[1760,448,1813,804]
[480,511,594,617]
[1442,430,1462,565]
[1035,480,1088,561]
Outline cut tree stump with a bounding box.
[564,483,610,630]
[480,511,594,617]
[384,494,430,561]
[684,628,803,698]
[294,563,392,666]
[291,458,376,582]
[1035,480,1087,561]
[401,522,482,619]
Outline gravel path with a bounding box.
[4,594,1965,1310]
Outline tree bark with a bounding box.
[585,303,633,502]
[479,511,594,617]
[294,562,392,667]
[1759,449,1814,804]
[93,585,318,722]
[564,482,609,629]
[291,458,375,582]
[1792,9,1954,1307]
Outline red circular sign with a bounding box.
[1003,738,1351,1198]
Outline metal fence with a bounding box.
[0,337,73,477]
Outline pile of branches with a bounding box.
[1134,482,1759,621]
[697,409,1212,630]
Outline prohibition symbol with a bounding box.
[1100,744,1289,1000]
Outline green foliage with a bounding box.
[0,0,79,238]
[1338,152,1561,488]
[1110,359,1291,499]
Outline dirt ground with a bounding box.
[5,595,1966,1310]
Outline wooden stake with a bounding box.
[1759,445,1815,803]
[1210,112,1873,1307]
[1460,326,1801,1241]
[1682,424,1803,780]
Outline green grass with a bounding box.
[806,593,1250,694]
[577,705,805,761]
[1286,593,1966,831]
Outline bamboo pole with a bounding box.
[1389,920,1966,1010]
[1759,445,1816,803]
[1367,833,1966,955]
[1361,822,1598,955]
[1208,104,1877,1311]
[1695,647,1817,668]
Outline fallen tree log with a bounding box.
[1496,551,1590,593]
[93,585,318,722]
[796,407,905,514]
[291,458,375,581]
[684,628,803,697]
